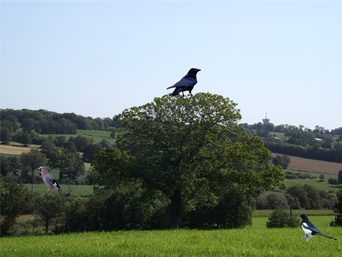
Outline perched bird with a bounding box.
[167,68,201,96]
[38,166,63,203]
[298,213,336,241]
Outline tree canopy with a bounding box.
[92,93,285,229]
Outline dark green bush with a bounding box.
[266,209,300,228]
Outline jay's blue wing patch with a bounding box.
[46,178,55,187]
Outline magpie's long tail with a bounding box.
[317,232,337,240]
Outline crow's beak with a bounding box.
[297,215,301,217]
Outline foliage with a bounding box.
[92,93,285,229]
[285,184,336,210]
[328,178,339,185]
[331,190,342,227]
[338,170,342,184]
[1,108,116,133]
[265,140,342,163]
[0,125,13,144]
[266,209,301,228]
[183,186,253,229]
[34,194,64,234]
[254,194,290,210]
[284,170,317,180]
[57,184,169,233]
[1,155,21,177]
[14,132,32,146]
[319,173,325,182]
[48,148,84,181]
[0,179,30,236]
[273,155,291,169]
[20,149,47,190]
[83,143,103,162]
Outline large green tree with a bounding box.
[20,148,47,191]
[48,148,84,181]
[92,93,285,229]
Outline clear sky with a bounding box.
[1,1,341,131]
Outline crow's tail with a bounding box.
[317,232,337,240]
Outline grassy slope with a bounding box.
[2,218,342,256]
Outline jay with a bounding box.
[38,166,63,203]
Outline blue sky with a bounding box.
[1,1,341,130]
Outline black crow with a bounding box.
[167,68,200,96]
[298,214,337,242]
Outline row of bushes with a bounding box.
[1,180,253,236]
[284,171,317,180]
[254,185,336,210]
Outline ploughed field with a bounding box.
[272,153,342,174]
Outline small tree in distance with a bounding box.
[338,170,342,184]
[266,209,300,228]
[319,173,325,182]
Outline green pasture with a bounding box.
[284,178,340,192]
[270,132,287,138]
[24,183,95,196]
[77,129,112,137]
[40,129,116,145]
[2,217,342,256]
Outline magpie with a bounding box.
[167,68,200,96]
[298,213,337,242]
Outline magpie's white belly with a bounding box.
[301,222,312,234]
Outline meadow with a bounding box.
[2,216,341,256]
[24,183,95,196]
[42,129,116,145]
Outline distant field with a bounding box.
[77,129,112,137]
[272,153,342,174]
[270,132,287,138]
[0,145,39,155]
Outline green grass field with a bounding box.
[37,129,116,145]
[24,183,95,196]
[2,217,342,256]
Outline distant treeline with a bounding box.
[0,108,117,134]
[264,141,342,163]
[240,122,342,163]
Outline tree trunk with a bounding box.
[45,220,49,234]
[169,189,181,229]
[32,170,34,192]
[59,167,64,183]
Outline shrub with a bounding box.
[0,180,30,236]
[331,190,342,227]
[328,178,339,185]
[266,209,300,228]
[266,194,289,210]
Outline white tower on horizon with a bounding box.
[262,112,270,125]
